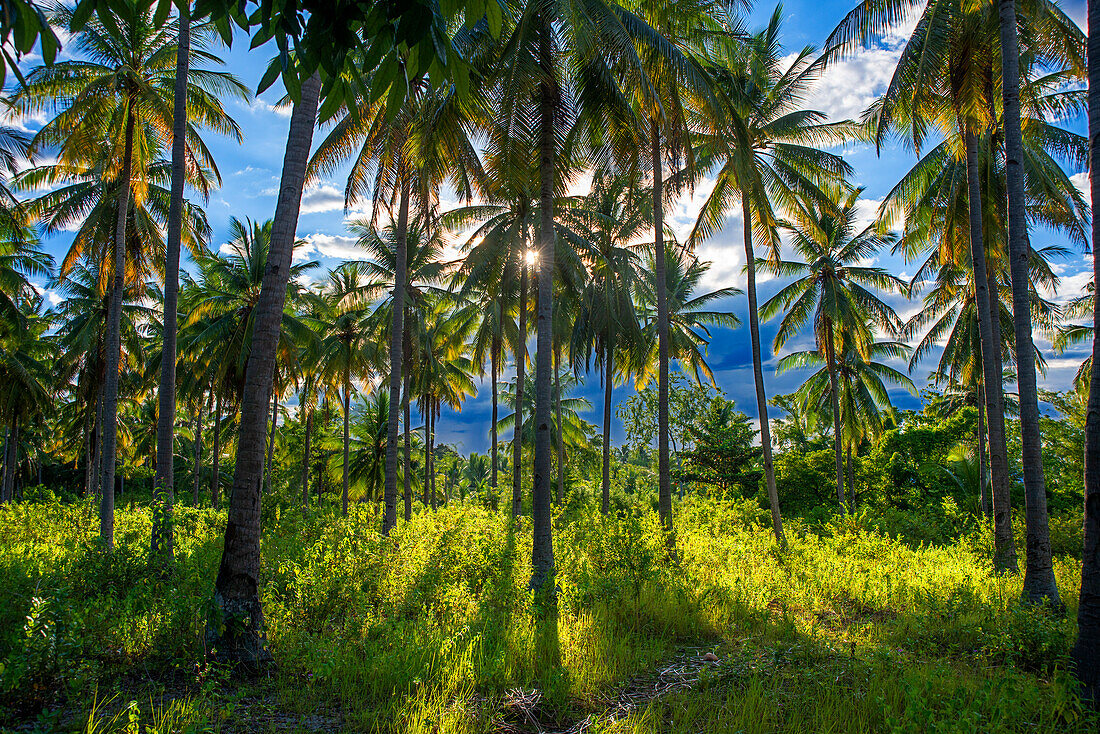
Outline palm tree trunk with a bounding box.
[211,389,222,508]
[191,398,204,506]
[491,332,500,500]
[847,443,855,511]
[384,174,411,534]
[1,417,16,503]
[742,192,785,546]
[85,408,95,499]
[264,382,278,494]
[554,347,564,506]
[429,404,437,510]
[209,73,321,665]
[602,339,613,515]
[403,326,412,521]
[824,323,846,512]
[342,368,350,516]
[92,388,103,500]
[152,2,190,562]
[978,378,990,520]
[650,119,673,542]
[530,23,557,598]
[301,406,312,508]
[1071,1,1100,698]
[99,105,136,550]
[964,126,1018,572]
[513,261,527,518]
[998,0,1059,606]
[423,401,431,507]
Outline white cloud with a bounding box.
[300,232,367,261]
[299,183,346,214]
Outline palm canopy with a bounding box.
[0,226,51,336]
[498,367,595,452]
[13,4,247,190]
[689,5,858,256]
[761,186,906,357]
[633,243,741,388]
[181,218,318,396]
[779,331,916,449]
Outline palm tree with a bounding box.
[626,0,728,542]
[342,390,391,505]
[0,308,52,502]
[155,2,249,559]
[761,186,905,511]
[566,170,645,514]
[0,227,51,337]
[311,263,379,516]
[1075,0,1100,694]
[494,0,687,596]
[689,6,857,545]
[13,3,243,548]
[780,332,916,508]
[499,367,595,469]
[633,246,741,391]
[207,69,321,667]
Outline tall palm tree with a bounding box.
[311,262,379,516]
[690,6,857,545]
[625,0,727,542]
[0,307,52,502]
[495,0,683,596]
[1074,0,1100,695]
[779,332,916,507]
[761,186,905,511]
[565,170,645,514]
[14,2,244,548]
[155,2,249,559]
[208,70,321,667]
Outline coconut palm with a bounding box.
[208,71,321,665]
[780,331,916,508]
[689,6,857,545]
[761,185,905,511]
[633,245,742,391]
[565,169,645,514]
[310,262,380,516]
[12,2,245,548]
[0,308,53,502]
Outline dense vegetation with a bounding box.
[1,0,1100,728]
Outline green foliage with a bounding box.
[0,494,1094,731]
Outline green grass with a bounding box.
[0,494,1094,733]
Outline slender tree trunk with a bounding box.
[491,332,500,501]
[965,127,1018,572]
[999,0,1059,605]
[847,443,855,511]
[650,119,673,542]
[264,383,278,494]
[342,368,350,516]
[824,324,846,512]
[152,3,190,562]
[301,406,312,508]
[85,409,95,499]
[91,388,103,500]
[1,417,16,503]
[99,105,136,550]
[209,74,320,665]
[403,328,412,521]
[742,193,785,546]
[602,339,613,515]
[978,378,990,519]
[554,347,564,506]
[1071,0,1100,698]
[211,390,222,509]
[191,399,203,506]
[384,174,411,533]
[530,24,556,597]
[423,401,431,507]
[426,402,435,510]
[513,261,527,517]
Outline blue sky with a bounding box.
[24,0,1094,455]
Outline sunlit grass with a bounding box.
[0,494,1094,732]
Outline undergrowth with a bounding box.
[0,494,1093,733]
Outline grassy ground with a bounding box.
[0,494,1094,733]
